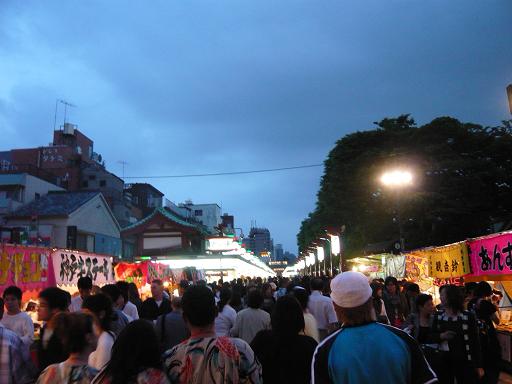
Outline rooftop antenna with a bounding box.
[117,160,128,181]
[53,99,59,131]
[58,99,76,127]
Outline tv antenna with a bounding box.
[117,160,128,181]
[53,99,77,130]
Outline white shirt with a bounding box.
[0,312,34,354]
[123,301,139,321]
[307,290,337,330]
[69,296,83,312]
[214,304,237,336]
[302,312,320,342]
[88,331,115,370]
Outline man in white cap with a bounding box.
[311,272,437,384]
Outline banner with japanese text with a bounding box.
[52,250,115,286]
[467,232,512,280]
[0,244,55,291]
[412,242,470,279]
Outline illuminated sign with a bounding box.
[317,246,325,262]
[330,235,341,255]
[206,237,241,251]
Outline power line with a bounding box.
[123,163,323,179]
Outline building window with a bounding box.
[82,180,89,188]
[100,180,106,187]
[34,193,40,200]
[194,209,203,216]
[89,175,96,180]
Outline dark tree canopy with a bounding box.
[297,115,512,258]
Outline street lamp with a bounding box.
[380,169,413,251]
[380,170,413,187]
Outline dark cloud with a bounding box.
[0,0,511,251]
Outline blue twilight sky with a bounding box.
[0,1,511,253]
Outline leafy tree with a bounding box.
[297,115,512,259]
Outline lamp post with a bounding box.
[380,169,413,251]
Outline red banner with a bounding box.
[0,244,55,293]
[115,261,176,287]
[115,262,148,287]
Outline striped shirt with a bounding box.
[0,324,32,384]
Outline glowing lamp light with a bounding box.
[380,170,413,187]
[308,252,315,266]
[163,281,170,288]
[317,246,325,262]
[329,235,341,255]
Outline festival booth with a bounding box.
[114,261,202,298]
[463,231,512,363]
[0,244,116,300]
[0,244,55,302]
[406,241,471,302]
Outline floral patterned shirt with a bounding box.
[91,367,170,384]
[163,336,262,384]
[36,362,98,384]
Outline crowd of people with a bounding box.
[0,272,505,383]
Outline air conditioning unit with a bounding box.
[63,123,75,135]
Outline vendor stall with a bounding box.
[0,244,55,301]
[464,232,512,368]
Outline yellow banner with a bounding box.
[410,242,470,279]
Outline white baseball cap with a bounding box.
[330,271,372,308]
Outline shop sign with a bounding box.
[468,232,512,277]
[52,250,115,285]
[415,242,470,278]
[0,244,54,290]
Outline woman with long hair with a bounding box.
[92,320,169,384]
[432,285,483,384]
[37,312,99,384]
[370,281,389,324]
[214,287,237,336]
[250,295,317,384]
[128,283,143,313]
[82,294,115,370]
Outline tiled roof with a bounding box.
[0,174,25,186]
[9,191,100,217]
[122,207,206,233]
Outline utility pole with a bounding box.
[118,161,128,181]
[507,84,512,115]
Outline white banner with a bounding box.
[52,250,115,286]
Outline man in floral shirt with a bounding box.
[163,285,262,384]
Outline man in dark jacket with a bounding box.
[141,279,172,321]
